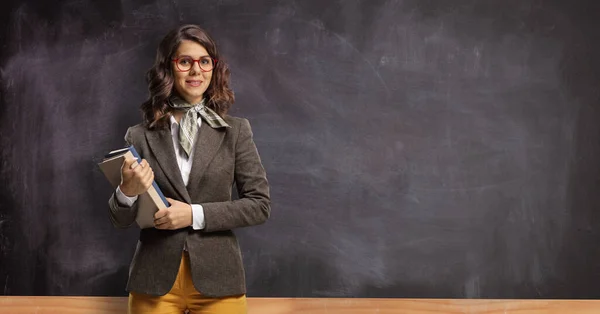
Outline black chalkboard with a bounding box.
[1,0,600,299]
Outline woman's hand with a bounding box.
[154,198,193,230]
[119,158,154,197]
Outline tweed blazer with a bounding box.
[108,115,270,297]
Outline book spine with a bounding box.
[146,187,168,211]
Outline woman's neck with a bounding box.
[172,111,184,123]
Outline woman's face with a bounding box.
[171,40,213,104]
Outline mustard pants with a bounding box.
[128,252,247,314]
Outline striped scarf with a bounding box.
[168,95,231,157]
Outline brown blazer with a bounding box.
[108,116,270,297]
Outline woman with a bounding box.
[108,24,271,314]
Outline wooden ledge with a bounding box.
[2,297,600,313]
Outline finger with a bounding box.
[129,158,141,170]
[123,157,138,167]
[154,209,168,219]
[141,167,153,182]
[140,159,149,169]
[143,171,154,189]
[154,216,167,225]
[121,158,138,173]
[165,197,174,203]
[133,162,151,178]
[131,162,144,175]
[141,163,153,177]
[154,217,171,229]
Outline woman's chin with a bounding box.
[178,91,206,104]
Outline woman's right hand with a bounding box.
[119,158,154,197]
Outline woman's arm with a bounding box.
[201,118,271,232]
[107,128,144,228]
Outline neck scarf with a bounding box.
[168,95,230,157]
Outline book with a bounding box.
[98,145,170,229]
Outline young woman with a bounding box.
[108,24,270,314]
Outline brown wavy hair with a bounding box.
[141,24,234,129]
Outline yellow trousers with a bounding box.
[128,252,247,314]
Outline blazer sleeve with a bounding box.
[201,118,271,232]
[107,127,139,228]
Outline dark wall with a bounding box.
[1,0,600,298]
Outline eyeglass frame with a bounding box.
[171,56,218,72]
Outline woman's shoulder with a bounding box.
[224,115,252,129]
[125,123,147,135]
[122,123,149,142]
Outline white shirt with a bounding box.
[115,115,206,231]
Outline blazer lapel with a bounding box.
[145,128,191,203]
[187,122,226,191]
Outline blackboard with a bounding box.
[1,0,600,298]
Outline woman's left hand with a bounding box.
[154,198,192,230]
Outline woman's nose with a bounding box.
[189,61,202,74]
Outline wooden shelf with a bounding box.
[2,297,600,313]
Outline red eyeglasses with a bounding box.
[172,56,218,72]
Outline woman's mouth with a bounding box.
[186,80,203,87]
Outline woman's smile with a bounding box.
[186,79,203,87]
